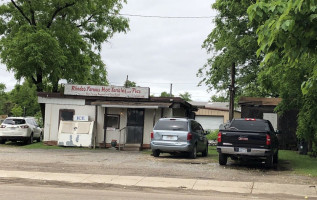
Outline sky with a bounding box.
[0,0,217,102]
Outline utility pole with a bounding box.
[169,83,173,97]
[229,63,235,121]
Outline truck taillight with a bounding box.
[151,132,154,139]
[187,133,192,141]
[217,132,222,143]
[266,134,271,146]
[0,125,5,128]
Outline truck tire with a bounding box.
[219,153,227,165]
[265,154,274,168]
[189,144,197,159]
[273,152,278,164]
[202,144,208,157]
[152,150,160,157]
[0,139,6,144]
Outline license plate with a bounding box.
[162,135,177,141]
[239,148,247,153]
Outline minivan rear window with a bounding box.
[154,121,188,131]
[3,119,26,125]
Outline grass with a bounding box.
[208,146,218,161]
[22,142,65,149]
[279,150,317,176]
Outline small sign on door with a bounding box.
[73,115,89,122]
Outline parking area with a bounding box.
[0,144,316,185]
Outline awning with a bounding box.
[91,101,172,109]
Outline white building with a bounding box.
[38,84,196,150]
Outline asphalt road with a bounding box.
[0,184,283,200]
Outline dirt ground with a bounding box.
[0,145,316,185]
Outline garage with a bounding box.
[195,115,224,130]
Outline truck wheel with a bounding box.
[273,152,278,164]
[265,154,274,168]
[0,139,6,144]
[189,144,197,159]
[152,150,160,157]
[219,153,228,165]
[202,144,208,157]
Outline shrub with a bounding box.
[206,129,218,140]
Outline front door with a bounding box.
[126,109,144,144]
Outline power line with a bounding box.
[118,13,215,19]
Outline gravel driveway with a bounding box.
[0,145,316,185]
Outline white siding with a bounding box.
[263,113,278,131]
[195,115,224,131]
[43,104,95,141]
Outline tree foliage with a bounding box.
[0,83,7,115]
[198,0,272,98]
[124,79,136,88]
[0,0,129,93]
[248,0,317,153]
[210,94,228,102]
[160,91,173,97]
[179,92,192,101]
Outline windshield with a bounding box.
[230,120,271,132]
[3,119,26,125]
[154,120,188,131]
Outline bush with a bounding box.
[206,129,218,140]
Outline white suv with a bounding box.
[0,117,43,144]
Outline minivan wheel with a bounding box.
[189,144,197,159]
[219,153,228,165]
[152,150,160,157]
[202,144,208,157]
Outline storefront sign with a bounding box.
[64,84,150,99]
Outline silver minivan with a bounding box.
[150,118,209,159]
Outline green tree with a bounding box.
[198,0,273,99]
[11,104,23,117]
[0,0,129,120]
[8,81,40,117]
[160,91,173,97]
[248,0,317,153]
[179,92,192,101]
[210,95,228,102]
[124,80,136,88]
[0,83,7,115]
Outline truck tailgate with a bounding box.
[220,130,268,148]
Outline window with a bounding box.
[154,120,188,131]
[106,114,120,129]
[59,109,75,121]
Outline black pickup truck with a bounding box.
[217,118,279,168]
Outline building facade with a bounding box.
[38,84,196,150]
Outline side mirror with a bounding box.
[204,131,209,135]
